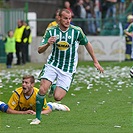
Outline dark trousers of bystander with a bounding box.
[25,43,29,62]
[16,42,22,65]
[21,43,27,64]
[15,42,26,65]
[6,53,13,68]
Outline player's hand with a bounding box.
[94,62,104,73]
[130,34,133,37]
[32,112,36,115]
[48,36,56,45]
[24,110,35,114]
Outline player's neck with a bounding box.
[59,25,69,31]
[24,89,34,97]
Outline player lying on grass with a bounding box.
[0,75,70,114]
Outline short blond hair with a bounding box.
[23,75,35,83]
[58,8,71,17]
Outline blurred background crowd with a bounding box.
[0,0,133,36]
[0,0,133,65]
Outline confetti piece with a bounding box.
[71,93,75,96]
[114,125,121,128]
[6,125,10,128]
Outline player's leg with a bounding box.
[48,83,56,98]
[53,69,73,101]
[36,79,51,120]
[30,79,51,125]
[54,87,67,101]
[48,73,75,98]
[30,65,57,124]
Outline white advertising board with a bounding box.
[84,36,125,61]
[28,12,37,37]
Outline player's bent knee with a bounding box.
[40,80,51,95]
[39,88,47,95]
[54,95,63,101]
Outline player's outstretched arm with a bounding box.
[30,106,52,115]
[38,36,56,54]
[38,43,50,54]
[7,108,35,114]
[85,42,104,73]
[0,101,35,114]
[124,31,133,37]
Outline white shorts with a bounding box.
[38,64,73,92]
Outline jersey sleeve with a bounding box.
[7,91,19,110]
[78,28,88,45]
[40,29,50,46]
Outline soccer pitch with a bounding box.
[0,61,132,133]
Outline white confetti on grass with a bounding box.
[114,125,121,128]
[117,81,125,85]
[71,93,76,96]
[74,66,132,90]
[0,64,131,130]
[0,66,131,91]
[71,65,132,116]
[77,102,80,105]
[98,101,105,105]
[0,92,3,94]
[74,87,82,91]
[87,84,93,90]
[6,125,10,128]
[0,65,132,109]
[27,119,32,121]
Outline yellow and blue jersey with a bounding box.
[8,87,49,111]
[47,21,58,28]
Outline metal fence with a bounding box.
[0,8,25,35]
[0,2,132,63]
[0,8,25,63]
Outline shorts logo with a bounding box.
[56,41,70,51]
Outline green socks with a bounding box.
[36,93,45,120]
[51,84,56,92]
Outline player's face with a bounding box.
[59,11,72,30]
[22,78,34,95]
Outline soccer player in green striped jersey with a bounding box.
[124,20,133,60]
[30,8,104,125]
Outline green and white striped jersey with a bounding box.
[41,24,88,73]
[125,22,133,33]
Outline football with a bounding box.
[130,67,133,78]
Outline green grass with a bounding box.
[0,61,133,133]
